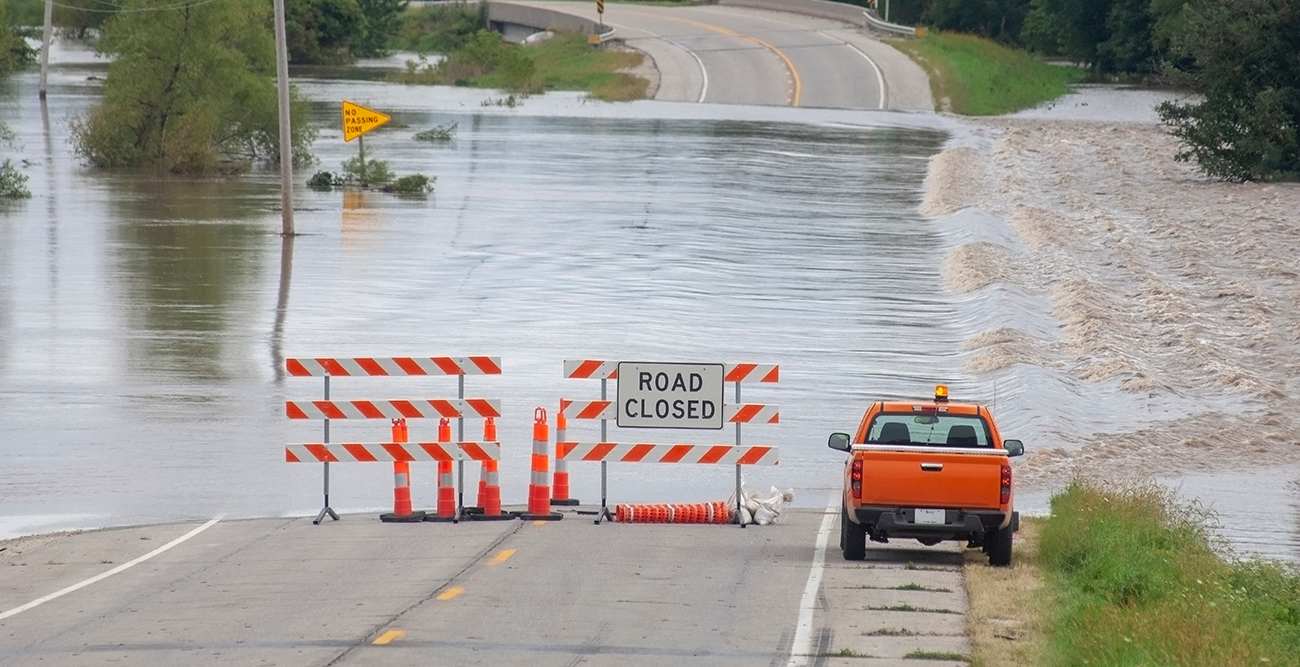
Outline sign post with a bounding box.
[341,101,391,188]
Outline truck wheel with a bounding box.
[842,504,866,561]
[987,526,1013,567]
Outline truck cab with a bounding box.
[829,385,1025,566]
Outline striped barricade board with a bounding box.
[286,399,501,420]
[287,356,502,377]
[286,441,500,463]
[558,442,779,466]
[564,360,778,383]
[559,399,778,424]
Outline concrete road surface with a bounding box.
[0,506,970,666]
[514,2,933,110]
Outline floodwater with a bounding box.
[1,42,1296,562]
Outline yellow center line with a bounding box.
[488,548,516,565]
[437,586,465,601]
[622,9,802,106]
[373,629,404,645]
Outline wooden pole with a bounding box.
[38,0,52,99]
[273,0,295,235]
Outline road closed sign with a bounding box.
[617,362,725,429]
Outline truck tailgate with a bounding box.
[855,446,1006,510]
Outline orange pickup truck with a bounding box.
[828,385,1025,566]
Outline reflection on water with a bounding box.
[112,179,269,381]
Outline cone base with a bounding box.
[462,506,484,515]
[550,498,581,506]
[380,511,427,523]
[422,514,458,523]
[520,513,563,521]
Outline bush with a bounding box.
[341,156,393,186]
[307,170,344,189]
[1157,0,1300,181]
[0,159,31,198]
[385,173,434,194]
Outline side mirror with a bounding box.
[828,432,851,452]
[1003,439,1024,457]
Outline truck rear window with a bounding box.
[865,413,993,447]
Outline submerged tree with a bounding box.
[1157,0,1300,181]
[72,0,315,173]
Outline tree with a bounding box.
[72,0,315,173]
[1157,0,1300,181]
[1,0,36,74]
[286,0,366,64]
[53,0,120,40]
[353,0,407,57]
[927,0,1031,42]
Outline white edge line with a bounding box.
[786,495,839,667]
[822,31,888,110]
[0,515,224,622]
[608,22,709,103]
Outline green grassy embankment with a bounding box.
[392,31,648,102]
[889,32,1084,116]
[968,483,1300,666]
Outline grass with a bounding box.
[392,32,648,102]
[966,484,1300,666]
[869,603,961,614]
[905,650,971,662]
[888,32,1084,116]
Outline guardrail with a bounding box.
[717,0,865,26]
[863,9,924,37]
[487,2,616,43]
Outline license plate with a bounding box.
[914,509,945,525]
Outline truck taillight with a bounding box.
[1000,464,1011,504]
[851,460,863,499]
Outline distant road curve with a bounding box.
[503,1,934,111]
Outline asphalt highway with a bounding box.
[517,2,933,110]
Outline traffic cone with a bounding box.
[522,408,561,521]
[425,417,458,523]
[467,417,514,521]
[381,418,425,523]
[551,409,579,506]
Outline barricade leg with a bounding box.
[522,408,561,521]
[425,417,459,523]
[551,411,579,506]
[381,418,425,523]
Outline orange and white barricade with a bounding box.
[284,356,503,524]
[560,360,779,526]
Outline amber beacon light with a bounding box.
[934,385,949,402]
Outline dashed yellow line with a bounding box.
[488,549,516,565]
[533,520,548,526]
[623,9,802,106]
[373,629,404,645]
[437,586,464,601]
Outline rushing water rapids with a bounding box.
[2,45,1297,561]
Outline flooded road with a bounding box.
[2,44,1297,562]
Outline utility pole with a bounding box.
[38,0,52,98]
[273,0,295,236]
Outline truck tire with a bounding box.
[842,504,866,561]
[987,526,1013,567]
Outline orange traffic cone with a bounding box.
[467,417,514,521]
[522,408,561,521]
[551,409,579,506]
[381,418,425,523]
[425,417,458,523]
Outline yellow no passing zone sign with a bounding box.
[341,101,391,142]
